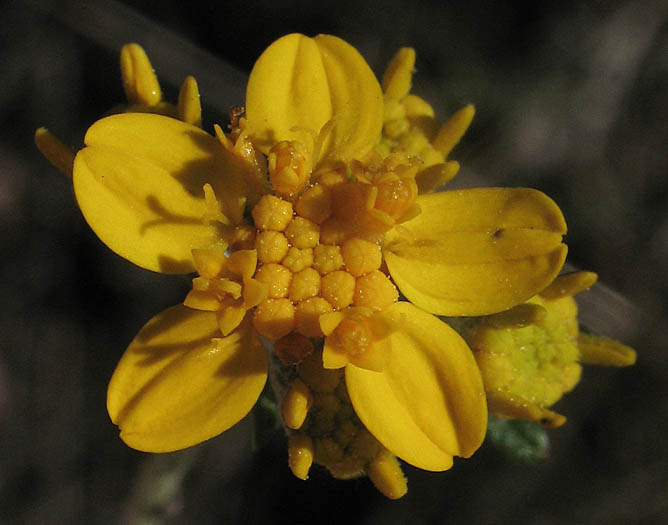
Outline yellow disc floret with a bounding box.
[281,247,314,273]
[252,194,294,231]
[285,216,320,249]
[341,238,382,276]
[353,270,399,311]
[255,230,290,263]
[295,297,333,337]
[289,268,321,303]
[313,245,344,274]
[253,297,295,340]
[254,263,292,298]
[320,307,394,371]
[184,247,268,336]
[320,271,356,309]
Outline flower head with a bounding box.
[37,35,574,498]
[448,271,637,427]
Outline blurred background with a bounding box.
[2,0,667,522]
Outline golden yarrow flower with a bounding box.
[37,34,570,498]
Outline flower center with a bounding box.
[240,147,411,346]
[184,140,419,365]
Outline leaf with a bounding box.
[486,416,550,463]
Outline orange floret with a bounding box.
[252,194,294,231]
[341,238,382,276]
[282,246,314,273]
[255,230,290,263]
[254,263,292,298]
[313,245,344,274]
[321,271,355,309]
[285,216,320,249]
[253,297,295,340]
[354,270,399,310]
[289,267,321,303]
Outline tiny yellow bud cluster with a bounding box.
[280,351,407,499]
[451,294,583,428]
[376,48,476,193]
[248,183,400,343]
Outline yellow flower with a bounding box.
[449,271,637,427]
[36,35,569,498]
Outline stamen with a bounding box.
[381,47,416,100]
[577,333,637,367]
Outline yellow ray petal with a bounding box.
[415,160,460,194]
[539,271,598,299]
[577,333,637,367]
[384,188,567,316]
[73,113,248,273]
[432,104,475,158]
[34,127,75,177]
[107,305,267,452]
[381,47,415,100]
[487,393,567,428]
[245,33,383,163]
[178,75,202,127]
[120,43,162,107]
[246,34,330,153]
[346,302,487,470]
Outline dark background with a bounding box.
[2,0,667,522]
